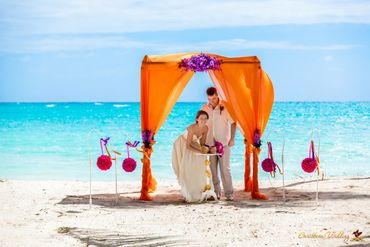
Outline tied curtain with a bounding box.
[208,55,274,199]
[140,54,195,200]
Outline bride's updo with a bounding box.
[195,110,209,123]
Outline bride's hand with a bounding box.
[209,146,217,154]
[200,146,209,154]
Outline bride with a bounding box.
[172,110,215,202]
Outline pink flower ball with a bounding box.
[97,155,112,170]
[301,158,317,173]
[261,158,276,173]
[215,141,224,156]
[122,157,137,172]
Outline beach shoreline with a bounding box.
[0,176,369,246]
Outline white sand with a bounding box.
[0,177,369,246]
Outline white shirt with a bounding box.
[201,102,235,146]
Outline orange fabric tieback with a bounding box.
[244,139,252,192]
[251,147,268,200]
[139,144,157,201]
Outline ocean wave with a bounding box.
[46,104,55,108]
[94,102,103,106]
[113,104,128,108]
[2,102,370,180]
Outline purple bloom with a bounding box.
[253,129,262,148]
[142,130,154,148]
[178,53,222,72]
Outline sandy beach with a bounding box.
[0,176,369,247]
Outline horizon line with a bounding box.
[0,101,369,104]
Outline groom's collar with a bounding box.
[207,102,222,110]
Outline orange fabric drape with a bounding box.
[140,53,195,200]
[209,56,274,143]
[141,54,195,133]
[209,56,274,199]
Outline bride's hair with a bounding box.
[195,110,209,123]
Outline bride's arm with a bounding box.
[200,126,208,146]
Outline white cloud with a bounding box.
[0,36,356,53]
[194,39,355,51]
[1,0,370,35]
[0,0,364,53]
[0,35,147,53]
[323,55,334,61]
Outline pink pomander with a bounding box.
[301,140,318,173]
[301,158,317,173]
[122,157,137,172]
[261,142,281,177]
[122,141,140,172]
[97,155,112,170]
[261,158,276,173]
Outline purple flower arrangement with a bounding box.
[178,53,222,72]
[142,130,154,148]
[253,129,262,148]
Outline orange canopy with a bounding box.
[140,53,274,200]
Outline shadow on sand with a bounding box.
[58,177,370,209]
[59,227,193,247]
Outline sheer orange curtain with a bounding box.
[140,53,195,200]
[208,55,274,199]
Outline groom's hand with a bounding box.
[228,139,235,147]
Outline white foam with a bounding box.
[94,102,103,106]
[46,104,55,108]
[113,104,128,108]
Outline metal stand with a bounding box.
[281,138,286,202]
[310,129,321,207]
[87,129,102,209]
[266,131,286,202]
[114,153,118,205]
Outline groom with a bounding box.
[201,87,236,201]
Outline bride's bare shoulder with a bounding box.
[187,123,197,131]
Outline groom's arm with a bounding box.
[228,122,236,147]
[224,107,236,147]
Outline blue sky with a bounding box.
[0,0,369,102]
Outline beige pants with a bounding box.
[210,146,234,198]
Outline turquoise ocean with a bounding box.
[0,102,369,182]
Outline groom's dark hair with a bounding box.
[206,87,217,96]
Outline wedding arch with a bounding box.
[139,53,274,201]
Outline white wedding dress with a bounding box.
[172,131,214,202]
